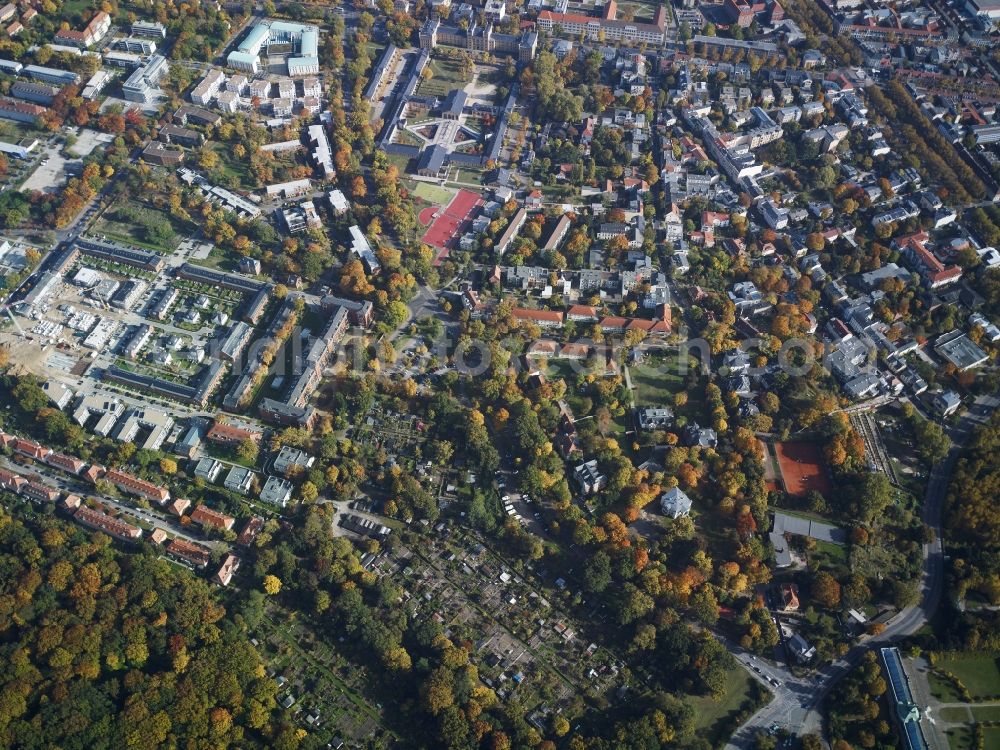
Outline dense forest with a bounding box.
[943,412,1000,650]
[824,651,893,750]
[0,507,301,749]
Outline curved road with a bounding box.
[726,395,997,747]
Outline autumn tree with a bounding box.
[811,571,841,609]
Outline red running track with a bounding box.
[418,206,438,226]
[421,189,482,250]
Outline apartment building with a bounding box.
[53,11,110,48]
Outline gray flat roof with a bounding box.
[935,332,988,371]
[773,511,847,545]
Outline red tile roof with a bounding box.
[513,307,564,324]
[47,452,85,474]
[75,506,142,540]
[559,342,591,358]
[167,538,211,566]
[105,469,169,503]
[207,420,262,444]
[13,438,48,459]
[237,516,264,546]
[190,505,235,531]
[214,554,241,586]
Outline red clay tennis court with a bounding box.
[774,441,831,497]
[421,189,481,250]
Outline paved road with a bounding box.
[725,394,998,747]
[0,455,227,550]
[384,283,447,351]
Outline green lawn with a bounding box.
[939,705,1000,723]
[207,141,255,186]
[615,0,659,21]
[385,152,414,175]
[628,350,703,422]
[417,56,470,98]
[92,200,186,254]
[812,539,849,573]
[0,119,46,141]
[60,0,95,16]
[629,358,686,408]
[364,41,386,64]
[394,128,422,147]
[975,705,1000,721]
[690,667,757,738]
[448,165,485,187]
[929,670,965,703]
[946,725,1000,750]
[934,654,1000,699]
[946,725,976,750]
[939,706,971,723]
[546,358,605,401]
[412,181,455,205]
[190,244,239,272]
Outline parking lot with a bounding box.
[65,128,114,157]
[21,144,76,194]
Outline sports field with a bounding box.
[413,182,455,205]
[774,441,831,497]
[420,188,482,250]
[418,206,438,226]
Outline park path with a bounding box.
[930,701,1000,725]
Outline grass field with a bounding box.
[394,128,423,147]
[629,363,684,407]
[946,725,976,750]
[207,141,255,185]
[0,119,45,141]
[445,164,488,186]
[614,0,664,22]
[690,667,757,741]
[412,181,456,204]
[92,200,186,254]
[939,705,1000,723]
[934,654,1000,699]
[929,670,965,703]
[546,357,604,388]
[944,723,1000,750]
[417,57,470,98]
[628,350,696,410]
[385,152,414,175]
[59,0,96,20]
[812,539,849,572]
